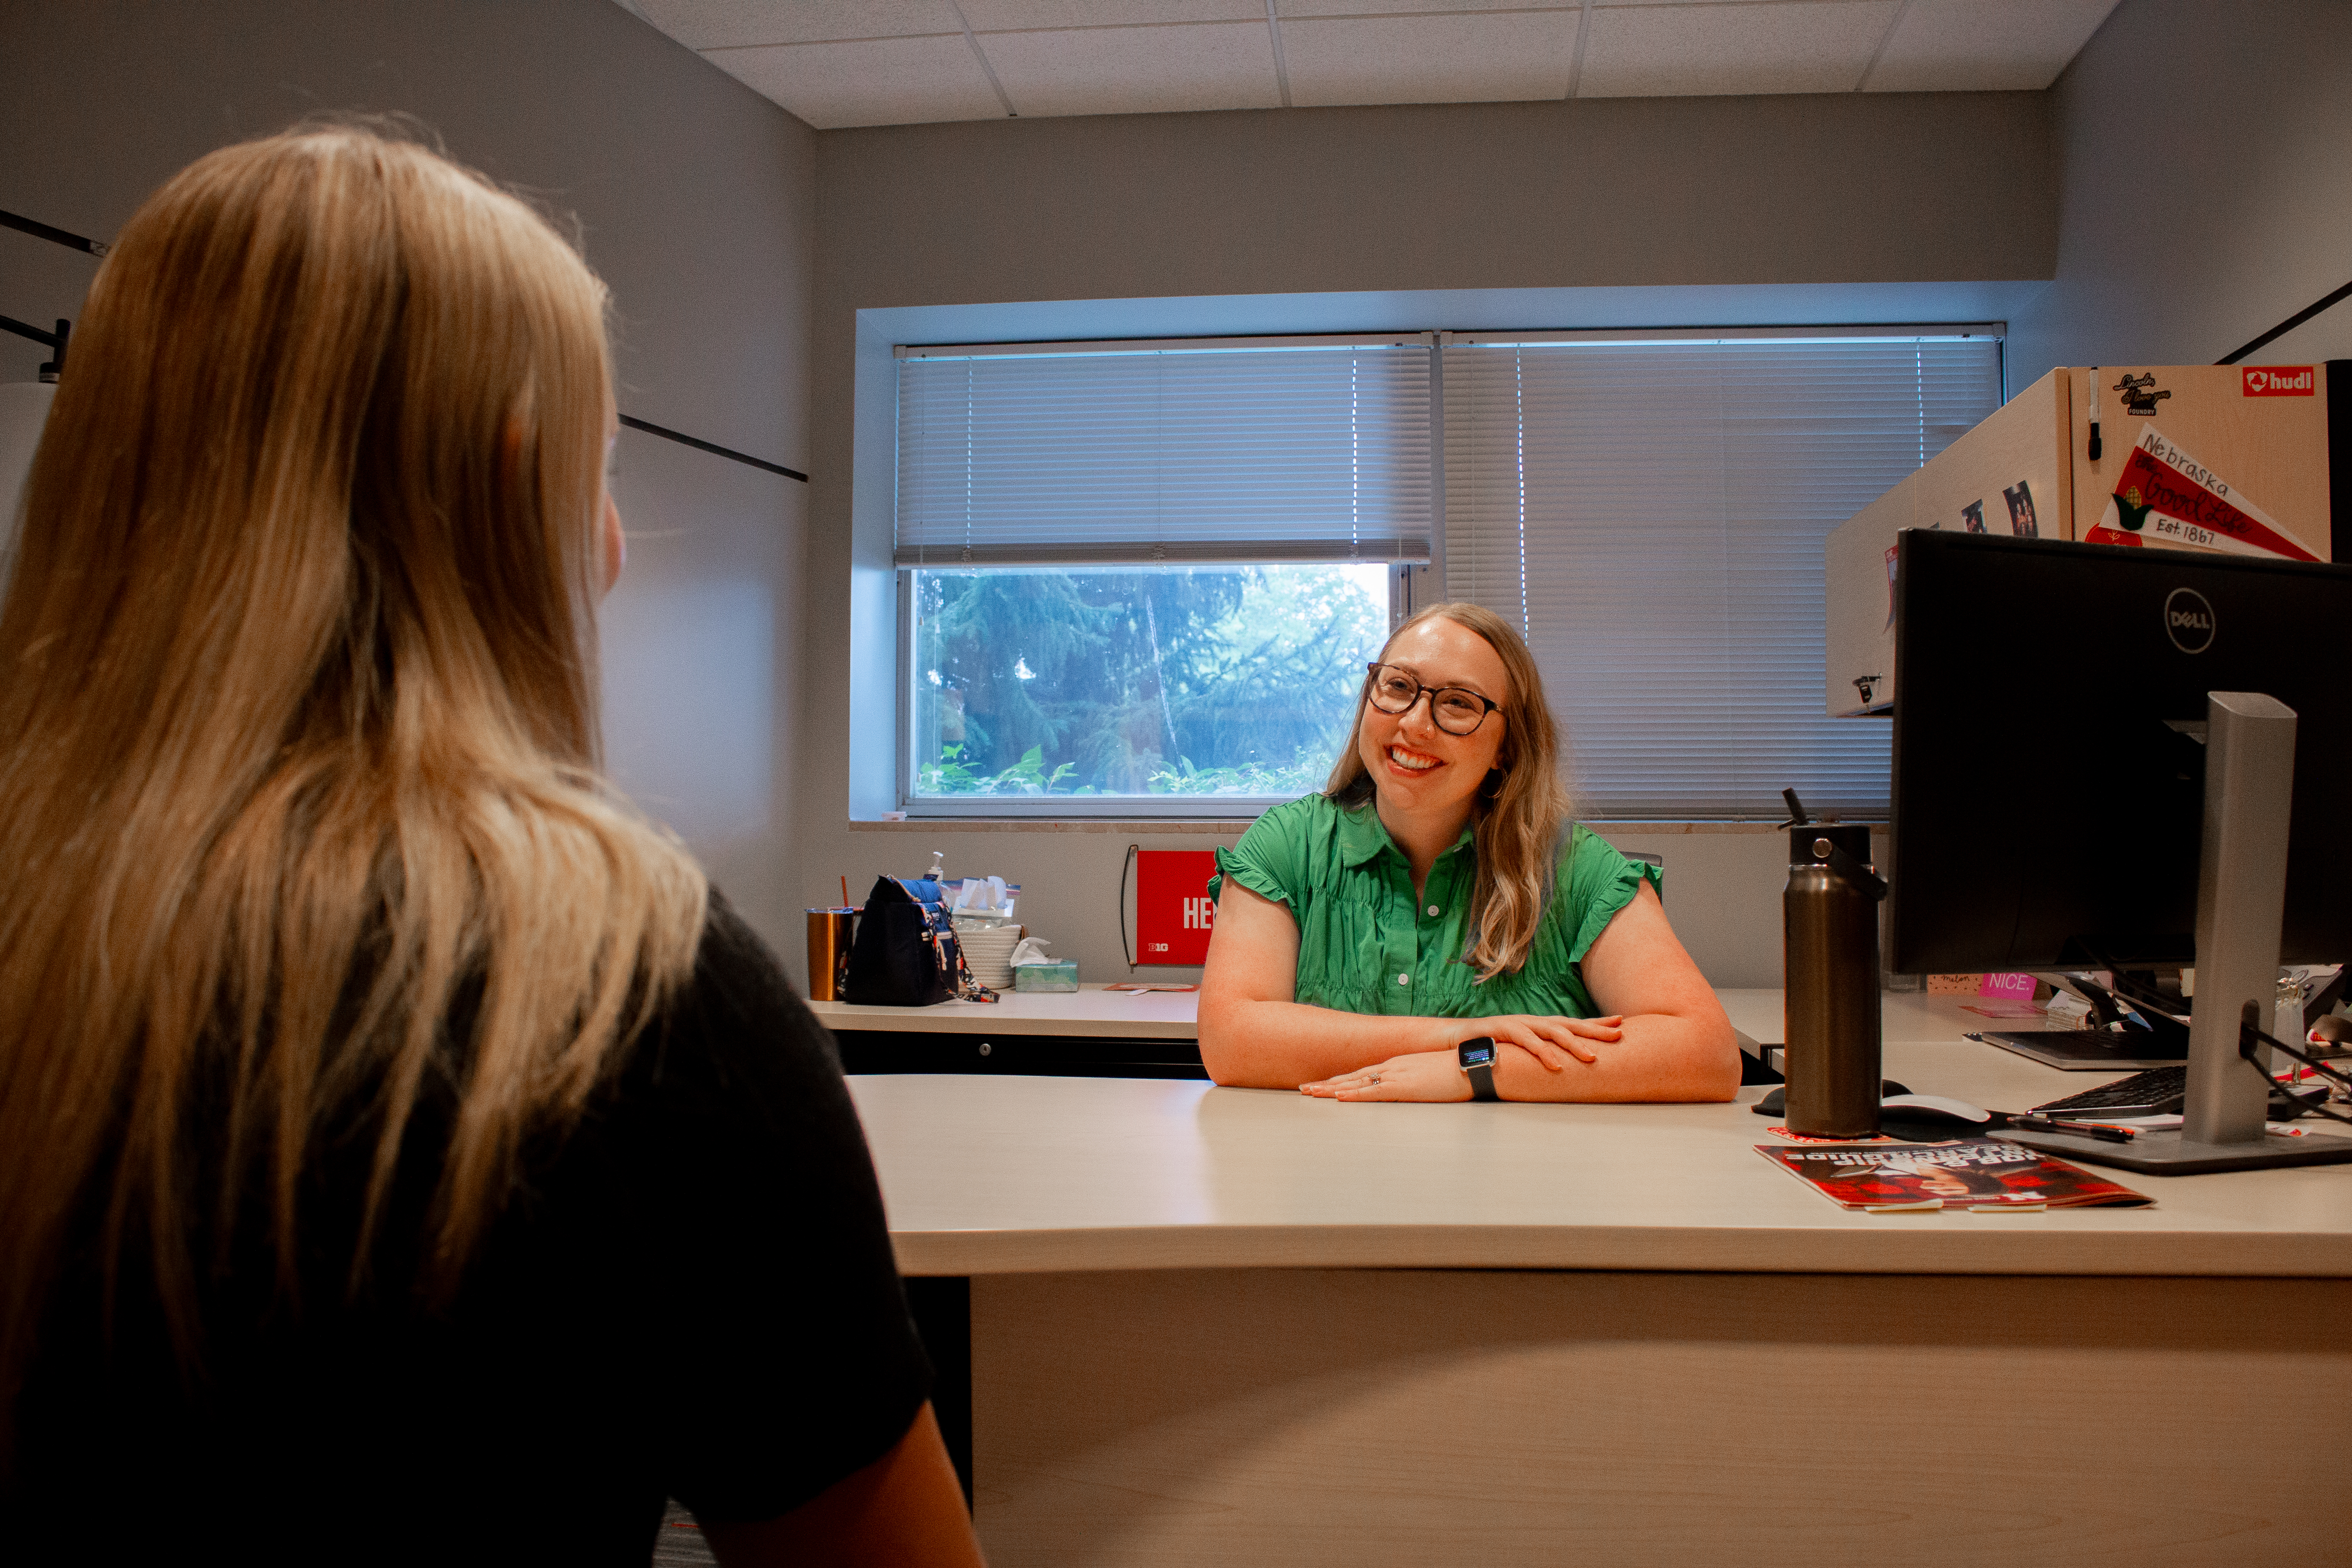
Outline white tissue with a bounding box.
[1008,937,1053,967]
[948,876,1019,919]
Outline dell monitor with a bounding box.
[1887,530,2352,1173]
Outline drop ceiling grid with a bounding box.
[630,0,2121,129]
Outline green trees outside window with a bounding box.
[912,564,1390,799]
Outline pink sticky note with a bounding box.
[1979,971,2036,1000]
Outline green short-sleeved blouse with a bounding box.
[1209,793,1661,1020]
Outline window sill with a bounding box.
[847,817,1886,835]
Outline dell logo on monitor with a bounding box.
[2165,587,2216,653]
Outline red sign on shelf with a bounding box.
[1134,849,1220,965]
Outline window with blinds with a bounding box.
[895,337,1433,565]
[894,337,1432,808]
[1442,334,2002,819]
[889,328,2002,815]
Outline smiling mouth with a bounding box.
[1387,745,1441,772]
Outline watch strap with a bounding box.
[1460,1035,1500,1101]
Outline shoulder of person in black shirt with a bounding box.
[5,890,931,1568]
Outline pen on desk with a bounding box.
[2010,1114,2137,1144]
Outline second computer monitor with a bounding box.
[1886,530,2352,975]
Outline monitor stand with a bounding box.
[2007,692,2352,1176]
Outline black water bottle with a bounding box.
[1781,793,1887,1139]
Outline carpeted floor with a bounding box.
[651,1500,717,1566]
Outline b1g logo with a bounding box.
[2165,588,2215,654]
[2242,365,2315,397]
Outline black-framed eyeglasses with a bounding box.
[1363,663,1501,736]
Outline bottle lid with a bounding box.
[1789,822,1874,867]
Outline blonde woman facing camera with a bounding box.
[1200,603,1738,1102]
[0,130,980,1568]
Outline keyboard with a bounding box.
[2031,1065,2187,1119]
[2030,1063,2330,1121]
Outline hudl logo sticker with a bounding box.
[2242,365,2316,397]
[2113,372,2170,416]
[2164,588,2215,654]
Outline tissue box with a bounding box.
[1014,961,1079,992]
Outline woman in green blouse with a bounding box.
[1199,603,1739,1102]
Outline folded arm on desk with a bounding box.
[1489,882,1741,1103]
[1199,881,1736,1102]
[1196,882,1618,1089]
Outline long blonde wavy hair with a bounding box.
[1326,602,1574,980]
[0,127,707,1414]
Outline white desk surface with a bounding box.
[847,990,2352,1280]
[811,983,2011,1045]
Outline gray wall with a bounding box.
[2008,0,2352,381]
[817,93,2056,309]
[0,0,817,951]
[804,92,2059,990]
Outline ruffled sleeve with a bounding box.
[1209,796,1315,910]
[1560,825,1664,965]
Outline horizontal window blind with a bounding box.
[896,341,1433,566]
[1444,338,2002,818]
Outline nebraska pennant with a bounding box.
[2081,425,2320,562]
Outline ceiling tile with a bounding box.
[962,0,1264,28]
[1278,0,1577,15]
[1863,0,2122,92]
[1282,11,1583,107]
[635,0,962,49]
[981,21,1285,117]
[1579,1,1897,98]
[702,34,1006,128]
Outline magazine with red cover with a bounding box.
[1758,1138,2153,1210]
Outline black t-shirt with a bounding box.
[4,893,930,1565]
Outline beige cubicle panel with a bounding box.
[1824,368,2073,715]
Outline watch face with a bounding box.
[1460,1040,1496,1069]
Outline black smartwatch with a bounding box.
[1457,1036,1499,1101]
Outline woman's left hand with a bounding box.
[1302,1050,1472,1102]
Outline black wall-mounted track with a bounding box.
[2216,278,2352,366]
[1,209,108,258]
[7,208,811,486]
[617,414,807,483]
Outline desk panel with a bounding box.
[975,1269,2352,1568]
[834,1028,1205,1079]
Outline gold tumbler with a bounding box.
[805,908,858,1001]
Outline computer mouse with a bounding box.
[1880,1093,1994,1128]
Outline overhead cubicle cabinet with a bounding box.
[1826,363,2344,716]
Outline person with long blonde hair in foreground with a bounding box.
[1199,603,1739,1102]
[0,127,981,1567]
